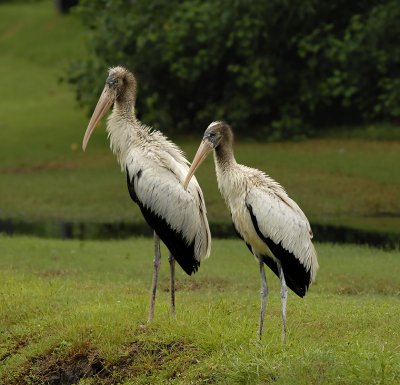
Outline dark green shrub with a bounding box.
[68,0,400,139]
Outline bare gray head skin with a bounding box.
[202,121,234,153]
[183,121,235,190]
[105,66,137,107]
[82,66,137,151]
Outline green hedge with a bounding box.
[68,0,400,139]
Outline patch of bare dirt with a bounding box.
[8,347,107,385]
[8,339,204,385]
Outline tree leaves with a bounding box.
[67,0,400,139]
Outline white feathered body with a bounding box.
[106,109,211,272]
[214,154,318,294]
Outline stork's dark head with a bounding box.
[82,66,137,151]
[105,66,137,103]
[183,121,234,190]
[202,121,234,150]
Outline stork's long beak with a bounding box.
[183,139,213,190]
[82,86,115,151]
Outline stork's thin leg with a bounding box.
[168,253,176,317]
[258,256,268,340]
[277,261,288,343]
[148,232,161,324]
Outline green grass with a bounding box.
[0,0,89,166]
[2,138,399,235]
[0,235,399,384]
[0,1,399,237]
[1,2,399,384]
[322,123,400,141]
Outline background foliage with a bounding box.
[68,0,400,139]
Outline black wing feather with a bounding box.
[246,203,310,297]
[127,169,199,275]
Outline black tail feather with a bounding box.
[246,203,310,297]
[139,204,199,275]
[127,170,199,275]
[262,250,310,298]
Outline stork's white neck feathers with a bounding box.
[106,105,188,173]
[106,107,138,170]
[212,138,288,212]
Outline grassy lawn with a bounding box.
[0,235,399,384]
[1,2,399,385]
[2,136,399,238]
[0,1,88,165]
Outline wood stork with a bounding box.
[183,121,318,340]
[82,66,211,322]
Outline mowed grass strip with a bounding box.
[1,137,400,234]
[0,235,399,384]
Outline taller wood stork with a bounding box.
[183,121,318,340]
[82,66,211,322]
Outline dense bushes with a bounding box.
[68,0,400,139]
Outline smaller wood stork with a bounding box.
[82,66,211,322]
[183,121,318,341]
